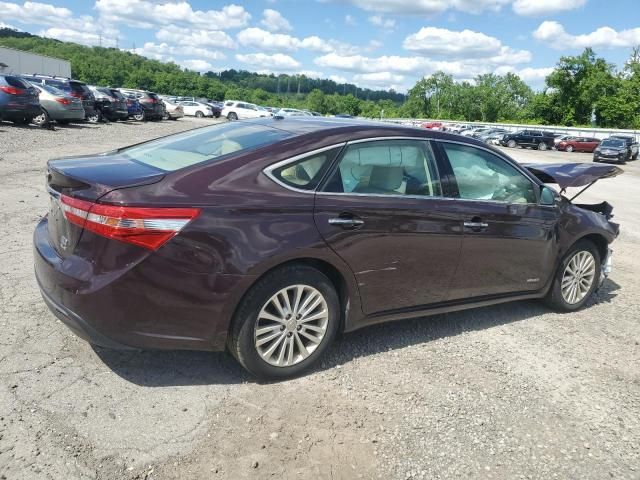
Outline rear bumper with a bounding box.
[0,104,41,119]
[34,216,251,351]
[51,109,86,121]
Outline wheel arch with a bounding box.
[575,233,609,262]
[227,257,357,340]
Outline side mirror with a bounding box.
[539,186,558,206]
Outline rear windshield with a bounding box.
[601,139,624,147]
[39,83,67,96]
[44,79,70,91]
[109,90,125,99]
[69,81,89,95]
[4,75,31,89]
[147,92,159,100]
[121,122,293,171]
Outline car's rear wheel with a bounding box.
[133,111,145,122]
[227,112,238,121]
[544,240,601,312]
[195,111,204,118]
[86,111,101,123]
[566,145,574,152]
[229,265,340,380]
[507,139,516,148]
[32,109,50,127]
[538,142,548,151]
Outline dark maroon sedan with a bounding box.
[34,118,620,379]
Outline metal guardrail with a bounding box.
[379,118,640,142]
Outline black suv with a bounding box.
[19,74,97,123]
[500,130,556,150]
[118,89,164,120]
[609,135,638,160]
[89,86,128,121]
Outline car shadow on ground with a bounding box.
[94,279,620,387]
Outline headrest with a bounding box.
[369,166,404,191]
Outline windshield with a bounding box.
[121,122,293,171]
[601,139,624,148]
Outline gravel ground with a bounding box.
[1,118,639,480]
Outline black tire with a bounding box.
[86,110,101,123]
[227,112,238,121]
[633,153,638,160]
[214,112,221,118]
[133,111,145,122]
[544,239,601,312]
[32,109,50,127]
[228,265,340,380]
[507,139,516,148]
[538,142,548,151]
[163,112,170,120]
[565,145,574,152]
[195,111,204,118]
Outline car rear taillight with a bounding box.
[0,86,25,95]
[60,195,201,250]
[56,98,71,105]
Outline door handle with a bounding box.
[328,217,364,227]
[463,221,489,228]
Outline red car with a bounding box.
[421,121,444,130]
[557,137,600,153]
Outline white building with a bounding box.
[0,46,71,77]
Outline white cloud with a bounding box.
[404,27,502,56]
[135,42,226,61]
[237,27,299,52]
[494,65,553,82]
[337,0,510,15]
[344,14,357,26]
[329,74,349,84]
[368,15,395,29]
[260,9,292,32]
[40,27,115,47]
[95,1,250,30]
[236,52,301,70]
[315,53,430,73]
[157,25,236,49]
[513,0,586,16]
[354,71,404,85]
[181,59,213,71]
[236,27,360,55]
[0,21,18,29]
[533,21,640,50]
[0,1,72,26]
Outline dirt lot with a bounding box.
[1,118,639,480]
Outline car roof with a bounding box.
[240,116,490,144]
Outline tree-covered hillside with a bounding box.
[1,28,639,127]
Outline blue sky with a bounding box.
[1,0,639,92]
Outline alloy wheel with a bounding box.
[561,250,596,304]
[254,285,329,367]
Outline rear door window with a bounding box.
[121,122,293,171]
[322,140,442,197]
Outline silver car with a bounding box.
[161,99,184,120]
[30,83,85,126]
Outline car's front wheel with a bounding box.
[545,240,601,312]
[227,112,238,121]
[229,265,340,380]
[195,111,204,118]
[507,139,516,148]
[538,142,548,151]
[566,145,574,152]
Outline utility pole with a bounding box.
[277,76,280,95]
[286,76,291,95]
[132,42,136,54]
[99,34,102,47]
[297,76,301,95]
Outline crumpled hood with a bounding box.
[522,162,622,189]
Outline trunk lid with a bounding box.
[46,153,165,258]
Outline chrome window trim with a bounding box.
[262,143,347,194]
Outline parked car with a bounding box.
[593,138,631,163]
[275,108,311,117]
[30,83,85,126]
[460,126,486,136]
[222,100,271,120]
[554,134,572,147]
[35,118,620,379]
[500,130,555,150]
[124,96,145,121]
[118,89,164,120]
[470,127,495,139]
[477,129,509,144]
[0,74,40,124]
[205,101,222,118]
[179,101,214,118]
[89,86,128,121]
[557,137,600,153]
[608,135,638,160]
[21,74,97,123]
[421,121,445,130]
[161,99,184,120]
[449,124,471,133]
